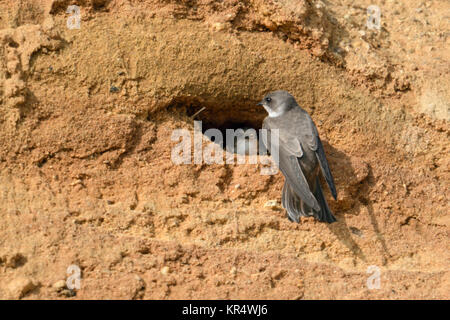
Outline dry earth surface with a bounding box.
[0,0,448,299]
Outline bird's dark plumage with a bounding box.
[259,90,337,223]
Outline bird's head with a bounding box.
[257,90,298,118]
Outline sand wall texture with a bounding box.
[0,0,448,299]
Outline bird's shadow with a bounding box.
[320,141,390,264]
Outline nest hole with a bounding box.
[167,98,266,155]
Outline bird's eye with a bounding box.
[265,97,271,103]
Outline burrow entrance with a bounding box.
[166,97,267,155]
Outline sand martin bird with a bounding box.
[258,90,337,223]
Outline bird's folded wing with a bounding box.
[308,121,338,200]
[262,121,303,157]
[281,136,303,158]
[278,147,320,211]
[261,126,319,211]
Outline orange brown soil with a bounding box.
[0,0,448,299]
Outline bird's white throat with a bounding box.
[263,105,284,118]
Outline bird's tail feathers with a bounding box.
[282,182,313,223]
[282,180,337,224]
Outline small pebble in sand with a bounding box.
[161,266,170,275]
[264,200,280,210]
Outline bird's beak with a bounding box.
[257,101,264,106]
